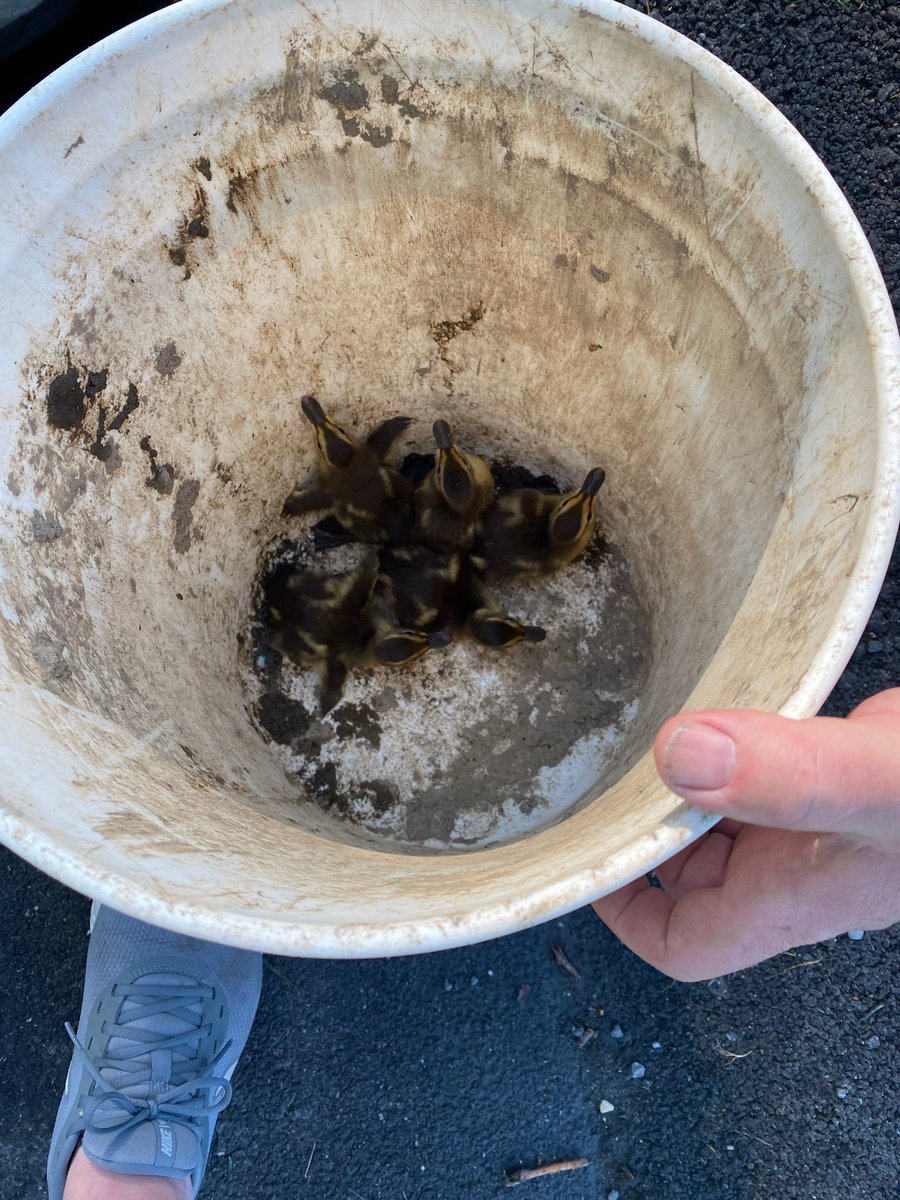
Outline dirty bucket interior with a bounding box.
[0,0,893,951]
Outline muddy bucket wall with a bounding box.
[0,0,897,956]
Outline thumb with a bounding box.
[655,688,900,846]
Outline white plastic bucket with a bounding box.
[0,0,897,955]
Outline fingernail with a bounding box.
[662,721,736,791]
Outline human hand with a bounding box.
[593,689,900,981]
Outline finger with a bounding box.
[654,830,735,898]
[848,686,900,720]
[592,882,677,970]
[716,818,743,839]
[595,830,900,981]
[654,703,900,844]
[594,877,806,981]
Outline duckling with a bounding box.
[365,544,458,666]
[370,618,452,667]
[469,609,547,649]
[474,467,605,581]
[461,570,547,649]
[283,395,413,544]
[376,542,464,632]
[412,420,495,553]
[263,557,377,714]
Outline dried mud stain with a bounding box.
[173,479,201,553]
[319,67,370,112]
[46,366,86,431]
[155,342,182,377]
[140,436,176,496]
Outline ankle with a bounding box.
[64,1147,192,1200]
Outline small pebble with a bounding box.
[470,976,479,989]
[837,1086,850,1100]
[651,1041,662,1051]
[611,1024,624,1039]
[866,1035,881,1050]
[866,640,883,654]
[848,930,865,940]
[444,980,453,992]
[599,1099,615,1114]
[608,1191,620,1200]
[726,1144,735,1151]
[726,1032,739,1043]
[631,1062,646,1079]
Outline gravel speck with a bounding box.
[599,1100,615,1114]
[611,1024,623,1039]
[631,1062,646,1079]
[848,930,865,940]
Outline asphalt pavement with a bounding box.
[1,3,898,1199]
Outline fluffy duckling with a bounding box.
[366,544,457,666]
[283,395,413,544]
[474,467,605,581]
[369,602,452,667]
[376,542,464,632]
[263,558,377,714]
[413,420,495,553]
[469,608,547,649]
[461,570,546,649]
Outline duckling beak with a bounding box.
[433,422,475,511]
[426,629,452,649]
[582,467,606,498]
[523,625,547,643]
[433,420,454,451]
[551,470,603,546]
[301,395,354,468]
[300,394,326,427]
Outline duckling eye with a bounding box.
[552,499,589,545]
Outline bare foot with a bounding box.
[64,1146,192,1200]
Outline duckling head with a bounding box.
[301,394,355,469]
[549,467,605,548]
[432,420,486,513]
[471,615,547,649]
[374,627,452,666]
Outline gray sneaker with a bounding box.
[47,906,262,1199]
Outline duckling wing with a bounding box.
[366,416,413,459]
[475,491,552,578]
[377,545,456,629]
[263,563,331,615]
[338,557,379,614]
[282,484,332,517]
